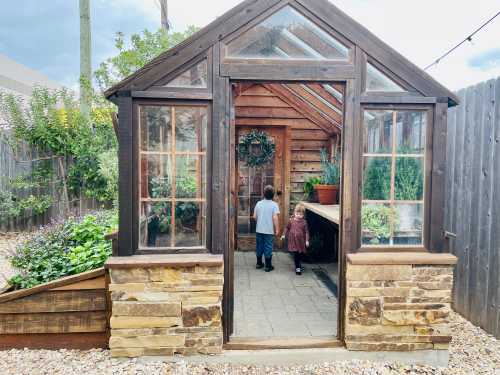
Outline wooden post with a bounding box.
[79,0,92,120]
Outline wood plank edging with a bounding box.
[347,253,458,266]
[105,254,224,269]
[0,268,106,303]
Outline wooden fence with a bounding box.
[0,132,101,232]
[445,77,500,339]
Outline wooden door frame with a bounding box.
[226,80,346,346]
[233,124,291,251]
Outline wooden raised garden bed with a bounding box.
[0,268,109,350]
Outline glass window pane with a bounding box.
[362,157,391,200]
[175,202,204,247]
[227,5,349,60]
[395,157,424,201]
[393,203,423,245]
[140,106,171,152]
[363,110,393,154]
[366,63,405,92]
[141,155,172,199]
[396,111,426,154]
[165,60,208,88]
[140,202,172,248]
[175,156,204,199]
[175,107,207,152]
[361,203,393,245]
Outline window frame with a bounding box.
[132,100,212,255]
[359,104,434,252]
[220,3,355,65]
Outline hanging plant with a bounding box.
[237,130,276,167]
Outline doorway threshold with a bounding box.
[224,336,341,350]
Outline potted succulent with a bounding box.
[315,148,340,205]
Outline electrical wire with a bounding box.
[424,10,500,71]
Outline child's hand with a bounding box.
[306,241,310,247]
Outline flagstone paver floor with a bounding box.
[232,251,338,338]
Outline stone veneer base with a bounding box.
[105,254,224,357]
[345,252,457,352]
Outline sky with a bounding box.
[0,0,499,92]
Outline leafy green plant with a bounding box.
[319,148,340,185]
[362,157,391,200]
[8,211,117,290]
[95,27,199,91]
[361,205,398,244]
[395,157,423,200]
[0,87,118,206]
[303,176,321,200]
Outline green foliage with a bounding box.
[395,157,423,201]
[98,149,119,206]
[95,27,199,91]
[319,148,340,185]
[361,205,398,244]
[363,157,391,200]
[0,163,54,222]
[8,211,117,290]
[303,176,321,201]
[237,130,276,168]
[0,87,118,205]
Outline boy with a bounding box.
[253,185,280,272]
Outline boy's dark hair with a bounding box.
[263,185,275,200]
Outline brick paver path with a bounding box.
[232,251,338,338]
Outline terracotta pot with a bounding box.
[314,184,338,205]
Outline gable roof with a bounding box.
[105,0,458,107]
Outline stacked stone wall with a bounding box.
[107,257,223,357]
[345,261,454,351]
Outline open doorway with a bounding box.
[229,82,344,345]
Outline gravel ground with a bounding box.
[0,233,498,374]
[0,311,497,375]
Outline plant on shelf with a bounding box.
[314,148,340,205]
[361,205,398,245]
[303,176,321,202]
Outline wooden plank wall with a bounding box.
[0,270,108,349]
[445,77,500,339]
[234,84,337,211]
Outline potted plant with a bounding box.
[314,148,340,205]
[303,176,321,202]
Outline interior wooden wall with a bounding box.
[234,84,339,212]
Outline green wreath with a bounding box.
[238,130,276,167]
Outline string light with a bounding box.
[424,10,500,71]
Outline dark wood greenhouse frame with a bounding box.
[106,0,458,344]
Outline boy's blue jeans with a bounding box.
[256,232,274,258]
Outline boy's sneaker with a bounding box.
[300,266,305,272]
[295,267,302,275]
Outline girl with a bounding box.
[282,203,309,275]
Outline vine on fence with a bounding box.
[0,86,118,222]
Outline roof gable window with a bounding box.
[165,59,208,88]
[366,63,406,92]
[226,6,349,60]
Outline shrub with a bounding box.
[8,211,117,290]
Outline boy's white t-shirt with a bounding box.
[254,199,280,235]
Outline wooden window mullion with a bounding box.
[389,111,397,246]
[171,107,176,248]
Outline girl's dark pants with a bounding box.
[293,252,303,269]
